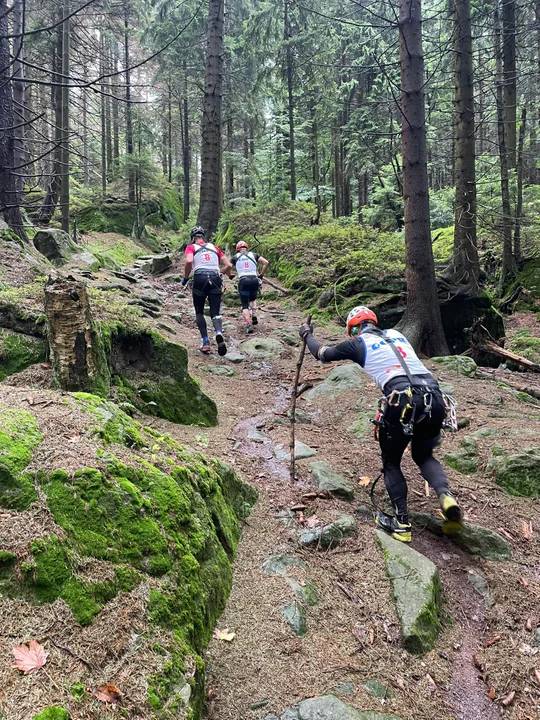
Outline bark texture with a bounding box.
[44,277,110,396]
[197,0,224,237]
[452,0,479,289]
[396,0,448,356]
[501,0,516,168]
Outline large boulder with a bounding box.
[33,229,78,266]
[376,530,442,654]
[444,435,478,474]
[264,695,403,720]
[133,254,173,275]
[431,355,477,378]
[241,337,283,359]
[487,448,540,496]
[0,390,257,719]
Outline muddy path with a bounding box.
[143,265,539,720]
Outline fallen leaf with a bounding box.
[368,628,375,645]
[358,476,371,486]
[393,677,406,690]
[501,690,515,707]
[40,363,51,370]
[472,654,483,669]
[306,515,319,529]
[488,686,496,700]
[12,640,48,675]
[290,504,306,512]
[297,512,305,525]
[484,635,501,647]
[213,628,235,642]
[521,521,533,540]
[525,617,533,632]
[207,686,216,700]
[534,668,540,685]
[93,684,124,704]
[520,576,530,587]
[65,432,81,443]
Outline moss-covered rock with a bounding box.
[0,407,41,509]
[0,328,46,380]
[432,355,477,378]
[444,435,478,474]
[33,229,77,266]
[2,392,257,718]
[376,530,443,654]
[508,329,540,365]
[514,259,540,309]
[104,325,217,426]
[487,448,540,496]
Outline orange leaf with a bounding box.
[501,690,515,707]
[472,654,483,669]
[93,684,124,704]
[521,521,533,540]
[488,686,496,700]
[306,515,319,529]
[12,640,48,675]
[484,635,501,647]
[520,577,530,587]
[358,476,371,486]
[525,617,533,632]
[534,668,540,685]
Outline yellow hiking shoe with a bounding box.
[439,493,464,536]
[375,512,412,543]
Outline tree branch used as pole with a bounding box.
[290,314,312,482]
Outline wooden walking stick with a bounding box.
[290,314,312,481]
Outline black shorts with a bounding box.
[238,276,259,309]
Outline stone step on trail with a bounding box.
[376,530,443,654]
[309,460,355,500]
[299,514,357,549]
[305,364,364,401]
[263,695,404,720]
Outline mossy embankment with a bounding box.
[217,201,503,351]
[0,389,256,719]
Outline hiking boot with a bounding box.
[199,338,211,354]
[215,332,227,357]
[251,314,258,326]
[375,511,412,543]
[439,493,464,535]
[245,322,253,334]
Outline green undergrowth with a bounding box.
[0,328,46,380]
[32,708,70,720]
[0,407,42,509]
[507,329,540,364]
[2,392,257,717]
[217,201,454,318]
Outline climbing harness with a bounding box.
[442,392,458,431]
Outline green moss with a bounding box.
[0,407,41,509]
[487,448,540,496]
[32,707,70,720]
[0,329,46,380]
[70,682,87,701]
[73,392,146,447]
[508,329,540,365]
[515,259,540,308]
[444,435,478,474]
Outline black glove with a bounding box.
[180,277,188,286]
[299,323,313,340]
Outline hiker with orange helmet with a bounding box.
[299,306,463,543]
[229,241,269,333]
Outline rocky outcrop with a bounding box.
[487,448,540,496]
[305,364,363,401]
[33,229,78,266]
[0,390,256,719]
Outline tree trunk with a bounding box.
[501,0,516,169]
[396,0,448,356]
[104,51,113,172]
[82,70,90,187]
[226,110,234,198]
[452,0,479,289]
[60,0,70,234]
[284,0,296,200]
[44,277,110,396]
[197,0,224,236]
[12,0,25,199]
[514,105,526,262]
[495,1,516,291]
[124,15,135,203]
[0,0,26,239]
[112,43,120,161]
[101,79,107,196]
[182,92,190,221]
[167,85,172,184]
[38,25,62,225]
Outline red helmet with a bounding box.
[346,305,378,336]
[236,241,249,251]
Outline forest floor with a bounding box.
[142,259,540,720]
[2,244,540,720]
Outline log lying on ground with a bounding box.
[262,276,290,295]
[476,340,540,373]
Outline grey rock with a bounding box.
[534,628,540,647]
[317,288,335,309]
[486,448,540,496]
[247,428,267,442]
[267,696,403,720]
[133,253,172,275]
[273,330,300,347]
[306,364,363,401]
[376,530,442,654]
[241,337,283,359]
[277,509,298,528]
[348,412,375,438]
[156,322,176,335]
[408,510,512,562]
[170,313,183,324]
[289,408,311,424]
[431,355,477,378]
[299,514,357,549]
[281,601,307,636]
[209,365,236,377]
[262,553,308,576]
[70,251,101,271]
[286,577,319,606]
[273,441,317,461]
[467,571,493,607]
[332,681,355,696]
[439,382,455,395]
[362,680,393,699]
[310,461,355,500]
[444,435,478,474]
[226,352,245,364]
[33,228,77,266]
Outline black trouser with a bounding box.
[379,377,450,521]
[192,271,223,338]
[238,275,259,309]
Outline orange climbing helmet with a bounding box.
[346,305,378,336]
[236,241,249,251]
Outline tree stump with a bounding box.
[44,276,110,396]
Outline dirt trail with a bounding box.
[144,265,539,720]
